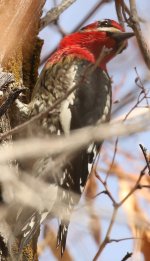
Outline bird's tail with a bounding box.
[57,222,68,256]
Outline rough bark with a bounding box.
[0,1,46,260]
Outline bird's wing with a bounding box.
[51,59,112,255]
[13,58,112,256]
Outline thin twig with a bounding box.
[121,0,131,17]
[109,237,141,243]
[105,137,118,182]
[106,70,148,182]
[134,67,149,107]
[121,3,129,24]
[115,0,124,28]
[40,0,77,30]
[139,144,150,175]
[121,252,132,261]
[0,88,25,118]
[129,0,150,69]
[138,184,150,189]
[118,167,145,207]
[95,173,117,206]
[93,208,118,261]
[93,145,148,260]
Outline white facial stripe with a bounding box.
[98,27,121,32]
[83,27,121,33]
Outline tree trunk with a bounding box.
[0,1,45,260]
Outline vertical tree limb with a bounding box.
[0,1,46,260]
[129,0,150,70]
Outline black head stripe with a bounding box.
[80,20,111,31]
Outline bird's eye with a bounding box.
[99,20,110,27]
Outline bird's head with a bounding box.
[47,19,134,70]
[58,19,134,70]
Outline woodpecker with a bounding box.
[15,19,134,256]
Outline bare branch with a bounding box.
[93,208,118,260]
[109,237,141,243]
[0,111,150,163]
[95,171,117,206]
[129,0,150,69]
[0,88,25,117]
[139,144,150,175]
[92,144,148,260]
[40,0,77,30]
[115,0,124,28]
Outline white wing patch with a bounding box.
[22,216,36,237]
[59,65,77,134]
[60,100,72,135]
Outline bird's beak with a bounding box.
[110,31,135,41]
